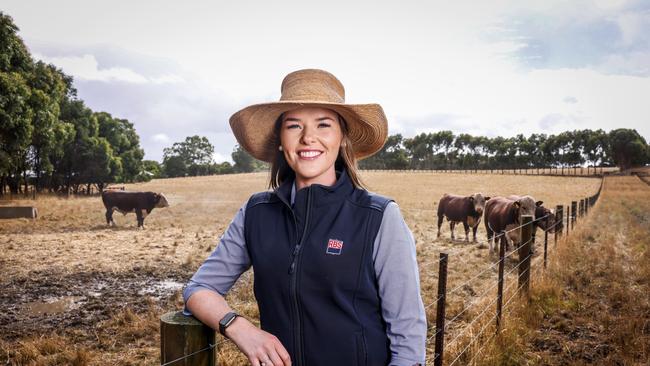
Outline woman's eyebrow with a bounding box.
[316,116,335,121]
[283,117,301,122]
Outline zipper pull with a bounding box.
[288,260,296,274]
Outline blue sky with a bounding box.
[2,0,649,162]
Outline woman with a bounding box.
[184,69,426,366]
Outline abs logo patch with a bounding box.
[326,238,344,255]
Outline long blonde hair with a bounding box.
[268,113,365,190]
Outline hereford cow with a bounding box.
[484,195,537,253]
[101,190,169,228]
[437,193,490,242]
[508,195,557,249]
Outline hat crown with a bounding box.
[280,69,345,104]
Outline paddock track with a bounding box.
[0,172,601,365]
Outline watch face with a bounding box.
[223,313,236,326]
[219,312,238,335]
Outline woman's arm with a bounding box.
[373,201,427,366]
[183,203,291,366]
[186,290,291,366]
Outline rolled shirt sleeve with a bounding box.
[182,202,251,314]
[373,202,427,366]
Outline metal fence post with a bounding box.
[161,311,216,366]
[496,235,506,333]
[585,197,589,215]
[519,215,534,295]
[434,253,449,366]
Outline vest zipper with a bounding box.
[289,186,312,366]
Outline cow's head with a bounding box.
[469,193,490,216]
[155,193,170,208]
[536,205,557,233]
[514,195,536,220]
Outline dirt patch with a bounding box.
[1,265,191,341]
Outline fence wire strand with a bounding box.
[160,342,221,366]
[448,312,498,366]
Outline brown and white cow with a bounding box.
[508,195,557,250]
[437,193,490,242]
[483,195,537,253]
[101,190,169,228]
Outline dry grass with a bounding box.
[0,171,602,365]
[466,176,650,365]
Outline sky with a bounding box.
[2,0,649,162]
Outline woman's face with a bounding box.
[280,107,343,189]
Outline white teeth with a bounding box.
[299,151,321,158]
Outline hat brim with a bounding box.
[229,101,388,163]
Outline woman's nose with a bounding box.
[300,126,317,144]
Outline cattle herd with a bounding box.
[99,188,556,254]
[437,192,556,253]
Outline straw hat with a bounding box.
[229,69,388,162]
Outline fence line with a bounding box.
[424,180,602,365]
[361,166,614,178]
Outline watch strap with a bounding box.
[218,311,239,336]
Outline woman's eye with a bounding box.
[286,124,300,129]
[318,122,331,128]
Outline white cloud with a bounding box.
[151,133,170,143]
[33,53,185,84]
[151,74,185,84]
[33,53,147,83]
[213,152,231,164]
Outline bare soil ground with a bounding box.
[0,171,601,365]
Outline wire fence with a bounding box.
[361,166,616,177]
[423,178,603,366]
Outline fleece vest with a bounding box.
[244,170,392,366]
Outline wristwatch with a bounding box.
[218,311,239,336]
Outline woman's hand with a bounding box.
[226,317,292,366]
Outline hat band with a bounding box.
[280,91,344,104]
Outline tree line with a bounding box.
[359,129,650,171]
[0,12,148,196]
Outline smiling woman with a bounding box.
[183,69,427,366]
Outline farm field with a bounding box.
[0,171,601,365]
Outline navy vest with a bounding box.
[244,170,392,366]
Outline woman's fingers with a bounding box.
[231,324,291,366]
[274,340,291,366]
[257,337,290,366]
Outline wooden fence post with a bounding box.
[556,205,563,241]
[544,227,549,269]
[571,201,577,230]
[579,200,583,217]
[566,205,571,235]
[496,235,506,333]
[519,215,534,295]
[161,311,216,366]
[434,253,448,366]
